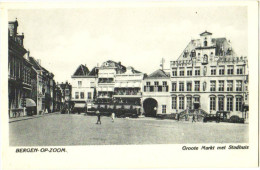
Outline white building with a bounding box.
[71,64,98,111]
[170,31,249,119]
[142,69,171,116]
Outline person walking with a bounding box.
[111,112,115,122]
[96,110,101,124]
[192,114,196,123]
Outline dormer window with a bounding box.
[191,50,196,58]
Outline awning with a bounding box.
[74,103,86,108]
[26,98,36,107]
[116,105,122,109]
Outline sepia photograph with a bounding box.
[1,1,259,169]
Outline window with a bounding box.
[179,82,184,91]
[187,82,192,91]
[80,92,84,99]
[237,66,243,75]
[179,68,184,76]
[163,81,167,86]
[172,68,177,76]
[179,96,184,110]
[154,81,159,92]
[195,81,200,91]
[227,97,233,111]
[88,92,92,99]
[204,40,207,47]
[195,68,200,76]
[210,97,216,111]
[203,55,208,63]
[218,97,224,111]
[211,67,216,75]
[78,81,82,87]
[187,96,192,109]
[236,80,242,91]
[218,80,224,91]
[227,66,234,75]
[187,69,192,76]
[210,81,216,91]
[236,97,242,111]
[162,105,166,113]
[65,89,69,95]
[162,81,168,92]
[172,82,177,91]
[227,80,233,91]
[146,82,150,86]
[75,92,79,99]
[191,50,196,58]
[172,97,177,109]
[219,66,225,75]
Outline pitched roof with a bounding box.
[200,30,212,36]
[88,67,99,76]
[73,64,89,76]
[29,57,42,70]
[147,69,169,79]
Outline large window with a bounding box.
[179,68,184,76]
[236,80,242,91]
[187,69,192,76]
[172,68,177,76]
[80,92,84,99]
[218,96,224,111]
[187,96,192,109]
[78,81,82,87]
[187,82,192,91]
[219,66,225,75]
[154,81,159,92]
[227,66,234,75]
[179,82,184,92]
[211,67,216,75]
[162,105,166,114]
[75,92,79,99]
[210,81,216,91]
[172,82,177,91]
[195,68,200,76]
[162,81,168,92]
[227,97,233,111]
[218,80,224,91]
[237,66,243,75]
[172,96,177,109]
[195,81,200,91]
[88,92,92,99]
[236,97,242,111]
[210,96,216,111]
[179,96,184,110]
[227,80,233,91]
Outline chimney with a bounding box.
[37,59,41,66]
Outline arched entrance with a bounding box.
[143,98,158,117]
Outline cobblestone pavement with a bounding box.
[9,113,248,146]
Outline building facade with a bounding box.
[71,64,98,112]
[170,31,249,119]
[142,69,171,116]
[8,19,35,117]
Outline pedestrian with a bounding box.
[192,114,196,123]
[177,113,180,121]
[96,110,101,124]
[111,112,115,122]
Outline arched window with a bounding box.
[191,50,196,58]
[204,40,207,47]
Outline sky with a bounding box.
[8,6,248,83]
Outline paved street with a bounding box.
[9,113,248,146]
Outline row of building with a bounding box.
[70,31,249,119]
[8,19,71,118]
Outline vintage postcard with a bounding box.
[0,1,259,169]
